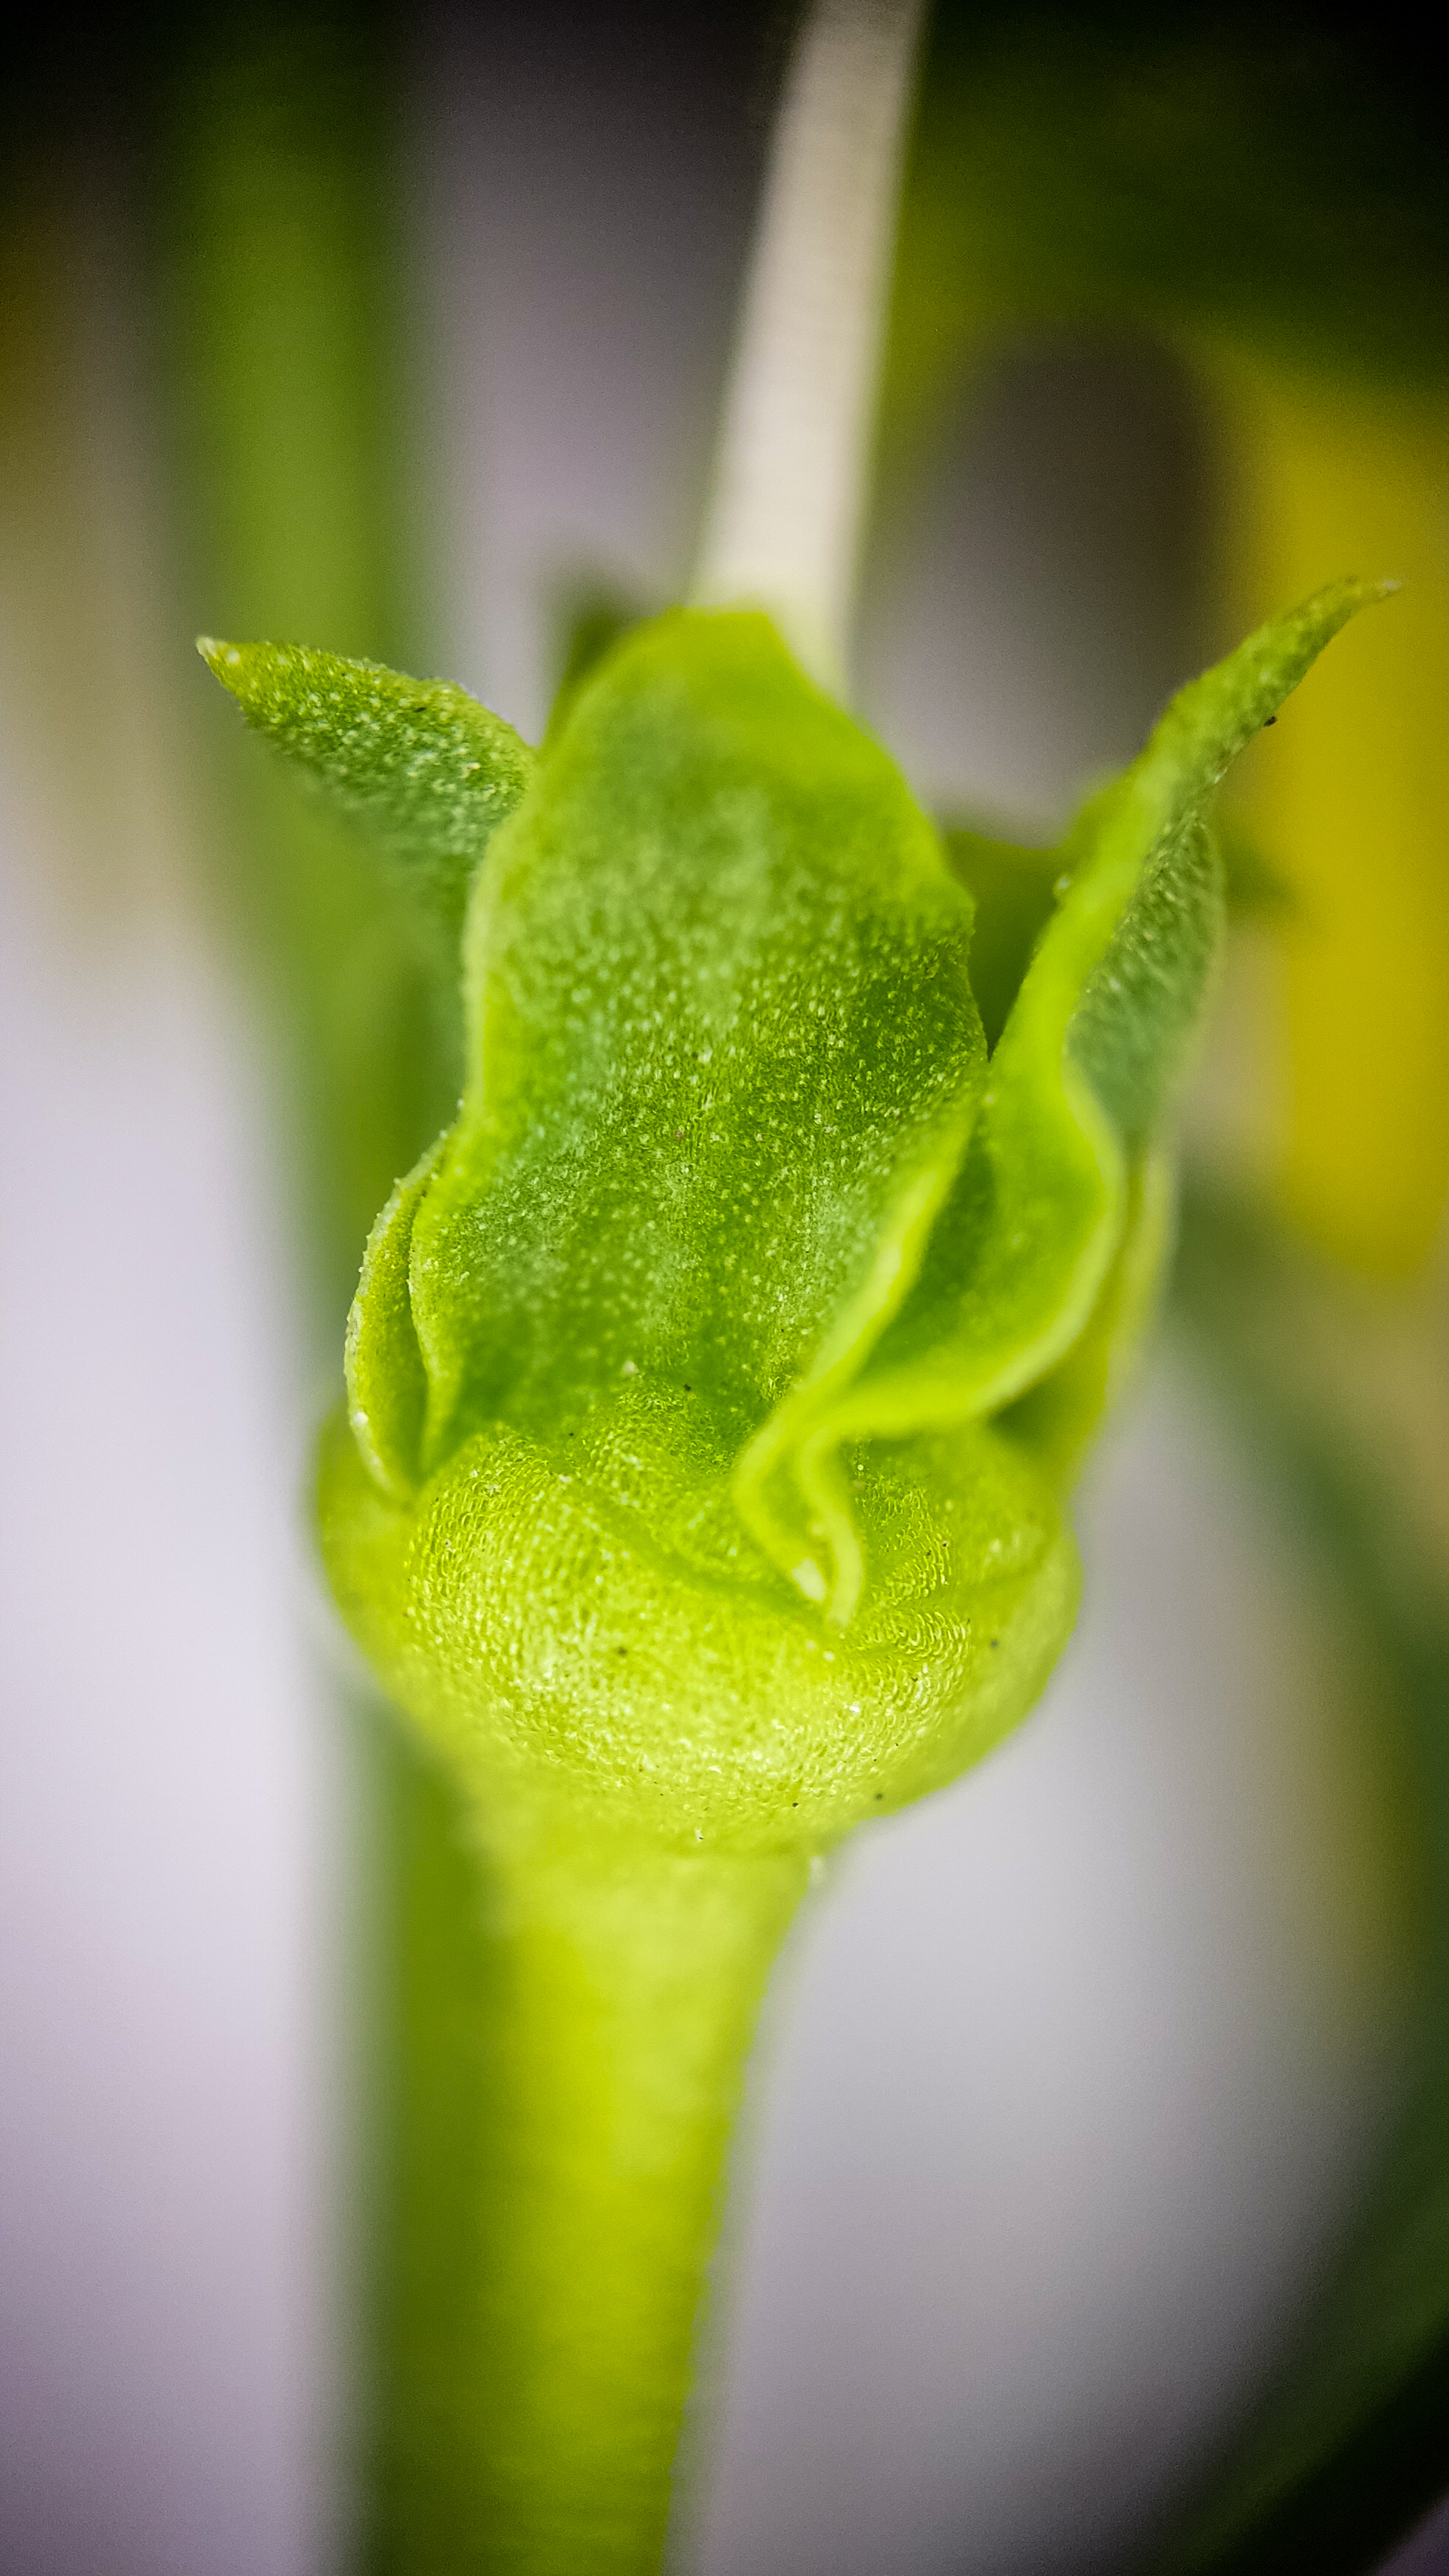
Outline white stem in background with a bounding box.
[692,0,928,686]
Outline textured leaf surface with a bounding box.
[330,609,1073,1843]
[742,581,1381,1604]
[201,638,535,940]
[410,612,988,1610]
[323,589,1374,1852]
[344,1135,446,1501]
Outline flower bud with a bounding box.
[211,589,1380,1852]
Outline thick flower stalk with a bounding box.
[203,573,1377,2571]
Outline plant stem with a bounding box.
[417,14,929,2558]
[378,1819,806,2575]
[692,0,928,685]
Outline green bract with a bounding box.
[209,584,1377,1859]
[199,637,536,946]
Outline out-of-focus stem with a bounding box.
[163,2,447,1307]
[692,0,927,686]
[376,1822,805,2576]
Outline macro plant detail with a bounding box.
[205,571,1378,2569]
[7,0,1442,2560]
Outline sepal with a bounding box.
[200,638,535,940]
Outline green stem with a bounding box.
[383,1820,807,2575]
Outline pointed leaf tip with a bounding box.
[195,637,537,940]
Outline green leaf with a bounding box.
[940,807,1293,1069]
[412,612,989,1595]
[200,638,535,943]
[999,1149,1175,1489]
[344,1134,446,1502]
[741,578,1385,1608]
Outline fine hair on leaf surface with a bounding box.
[193,577,1389,1849]
[200,637,536,949]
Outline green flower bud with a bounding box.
[210,581,1380,1859]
